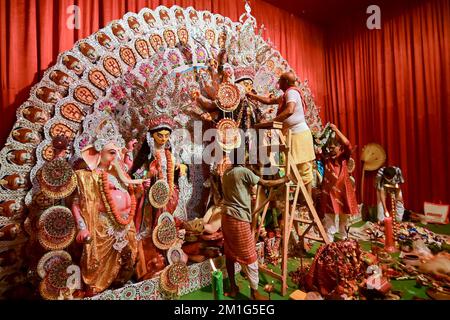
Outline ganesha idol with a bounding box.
[0,173,29,191]
[36,87,63,104]
[22,106,50,125]
[12,128,39,144]
[0,200,24,218]
[6,149,35,166]
[70,119,146,296]
[79,42,99,64]
[130,115,188,280]
[97,32,115,51]
[49,70,74,96]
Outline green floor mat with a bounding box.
[182,221,449,300]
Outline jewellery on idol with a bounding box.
[37,250,72,279]
[152,220,177,250]
[149,180,171,209]
[216,82,240,112]
[159,267,178,294]
[167,262,189,285]
[216,118,242,151]
[38,206,76,251]
[38,159,77,200]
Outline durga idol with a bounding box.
[131,115,188,280]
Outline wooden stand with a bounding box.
[384,183,400,252]
[252,122,330,296]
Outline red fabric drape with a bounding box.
[324,0,450,211]
[2,0,448,212]
[0,0,326,147]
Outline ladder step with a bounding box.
[254,121,284,130]
[259,266,283,281]
[294,217,313,224]
[303,234,326,242]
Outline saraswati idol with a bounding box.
[131,115,188,281]
[71,118,145,296]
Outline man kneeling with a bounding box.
[221,151,287,300]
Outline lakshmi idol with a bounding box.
[71,119,145,296]
[131,115,188,281]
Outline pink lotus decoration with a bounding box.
[99,100,116,113]
[124,72,138,88]
[168,52,181,66]
[139,63,154,77]
[111,85,127,101]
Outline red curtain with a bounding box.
[324,0,450,211]
[0,0,327,147]
[2,0,448,212]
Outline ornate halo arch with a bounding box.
[0,3,323,296]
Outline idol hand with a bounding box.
[191,89,200,100]
[246,92,256,99]
[179,164,188,176]
[76,229,91,244]
[201,112,213,122]
[127,139,138,151]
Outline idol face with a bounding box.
[242,79,254,93]
[152,129,171,147]
[100,144,120,167]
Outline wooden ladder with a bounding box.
[252,121,330,296]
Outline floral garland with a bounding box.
[154,148,174,198]
[99,171,136,226]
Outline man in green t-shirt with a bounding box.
[221,156,288,300]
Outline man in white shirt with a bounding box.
[247,72,316,198]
